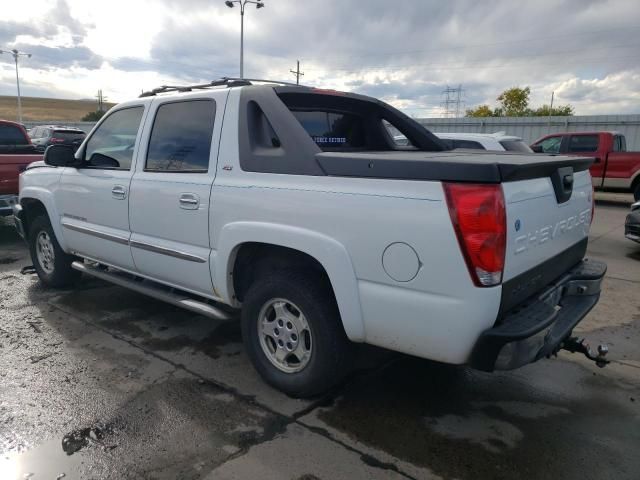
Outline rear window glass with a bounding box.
[452,139,485,150]
[499,140,532,153]
[291,110,365,149]
[146,100,216,172]
[568,135,599,152]
[0,124,28,145]
[53,130,86,141]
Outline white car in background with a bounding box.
[394,132,532,153]
[436,132,533,153]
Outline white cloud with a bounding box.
[0,0,639,116]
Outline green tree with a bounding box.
[82,110,106,121]
[497,86,531,116]
[531,104,574,116]
[465,87,574,118]
[465,104,495,117]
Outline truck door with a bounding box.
[566,134,602,187]
[57,105,147,270]
[128,91,227,298]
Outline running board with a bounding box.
[71,261,233,321]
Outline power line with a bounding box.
[441,85,464,118]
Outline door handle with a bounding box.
[179,193,200,210]
[112,185,127,200]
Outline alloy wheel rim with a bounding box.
[257,298,312,373]
[36,231,55,274]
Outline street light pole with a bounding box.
[0,49,31,123]
[225,0,264,79]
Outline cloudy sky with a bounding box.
[1,0,640,117]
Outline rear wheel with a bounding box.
[241,269,353,398]
[28,215,81,288]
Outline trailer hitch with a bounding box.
[560,337,610,368]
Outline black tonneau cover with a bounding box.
[316,150,594,183]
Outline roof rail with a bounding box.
[139,77,304,98]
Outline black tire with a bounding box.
[633,183,640,202]
[241,269,353,398]
[28,215,81,288]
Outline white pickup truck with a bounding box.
[13,79,607,397]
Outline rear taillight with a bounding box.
[50,137,64,143]
[444,183,506,287]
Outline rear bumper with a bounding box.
[0,194,18,217]
[625,211,640,243]
[470,258,606,371]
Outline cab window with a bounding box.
[567,135,599,153]
[145,100,216,172]
[536,136,562,154]
[83,107,144,170]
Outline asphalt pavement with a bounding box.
[0,193,638,480]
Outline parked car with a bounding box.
[394,132,532,152]
[30,125,86,152]
[14,79,606,397]
[436,132,533,152]
[0,119,42,216]
[625,201,640,244]
[531,132,640,201]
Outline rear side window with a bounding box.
[84,106,144,170]
[568,135,599,152]
[0,124,28,145]
[536,136,562,153]
[613,135,626,152]
[452,139,485,150]
[291,111,365,149]
[146,100,216,172]
[499,140,532,153]
[53,130,86,141]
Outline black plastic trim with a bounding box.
[498,238,588,317]
[470,258,606,371]
[316,151,594,184]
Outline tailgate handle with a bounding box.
[550,167,574,204]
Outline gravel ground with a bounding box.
[0,198,638,480]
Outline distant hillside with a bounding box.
[0,96,116,122]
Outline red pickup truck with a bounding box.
[531,131,640,200]
[0,120,42,216]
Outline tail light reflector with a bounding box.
[444,183,506,287]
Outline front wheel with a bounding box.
[241,269,353,398]
[28,215,81,288]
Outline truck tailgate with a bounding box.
[500,169,593,311]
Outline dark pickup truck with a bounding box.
[0,120,42,216]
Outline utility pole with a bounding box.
[225,0,265,79]
[95,89,108,112]
[289,60,304,85]
[547,91,554,130]
[441,85,464,118]
[1,48,32,123]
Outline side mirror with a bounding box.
[87,153,120,168]
[530,145,543,153]
[43,145,79,167]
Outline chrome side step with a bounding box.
[71,261,233,321]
